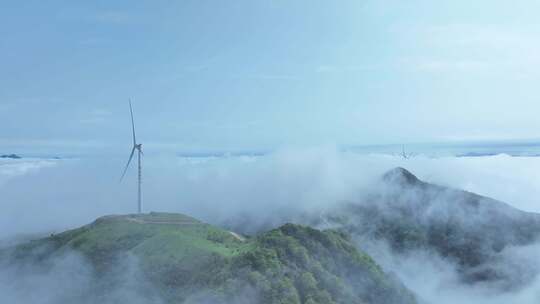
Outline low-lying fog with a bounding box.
[2,148,540,238]
[2,147,540,303]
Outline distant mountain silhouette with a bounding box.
[0,154,21,159]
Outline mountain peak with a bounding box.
[5,212,416,304]
[382,167,421,186]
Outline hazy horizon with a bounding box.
[3,0,540,152]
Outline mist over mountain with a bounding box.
[0,212,415,304]
[2,152,540,303]
[310,167,540,304]
[3,0,540,302]
[316,168,540,288]
[216,163,540,303]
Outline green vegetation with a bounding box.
[328,167,540,288]
[5,212,416,304]
[232,224,415,304]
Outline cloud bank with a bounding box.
[2,148,540,303]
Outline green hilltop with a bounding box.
[5,212,416,304]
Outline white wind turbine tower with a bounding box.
[120,100,143,214]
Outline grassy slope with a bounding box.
[5,212,416,304]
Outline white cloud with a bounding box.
[315,64,380,73]
[0,159,57,186]
[410,24,540,73]
[415,59,490,72]
[3,148,540,303]
[79,108,112,125]
[2,148,540,238]
[93,11,136,25]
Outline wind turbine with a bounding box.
[120,100,143,214]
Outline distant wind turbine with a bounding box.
[400,145,415,160]
[120,100,143,214]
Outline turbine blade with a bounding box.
[120,146,136,182]
[129,99,136,145]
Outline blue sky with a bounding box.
[1,0,540,153]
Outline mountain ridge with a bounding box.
[320,167,540,290]
[2,212,416,304]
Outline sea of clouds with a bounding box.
[2,148,540,239]
[1,147,540,303]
